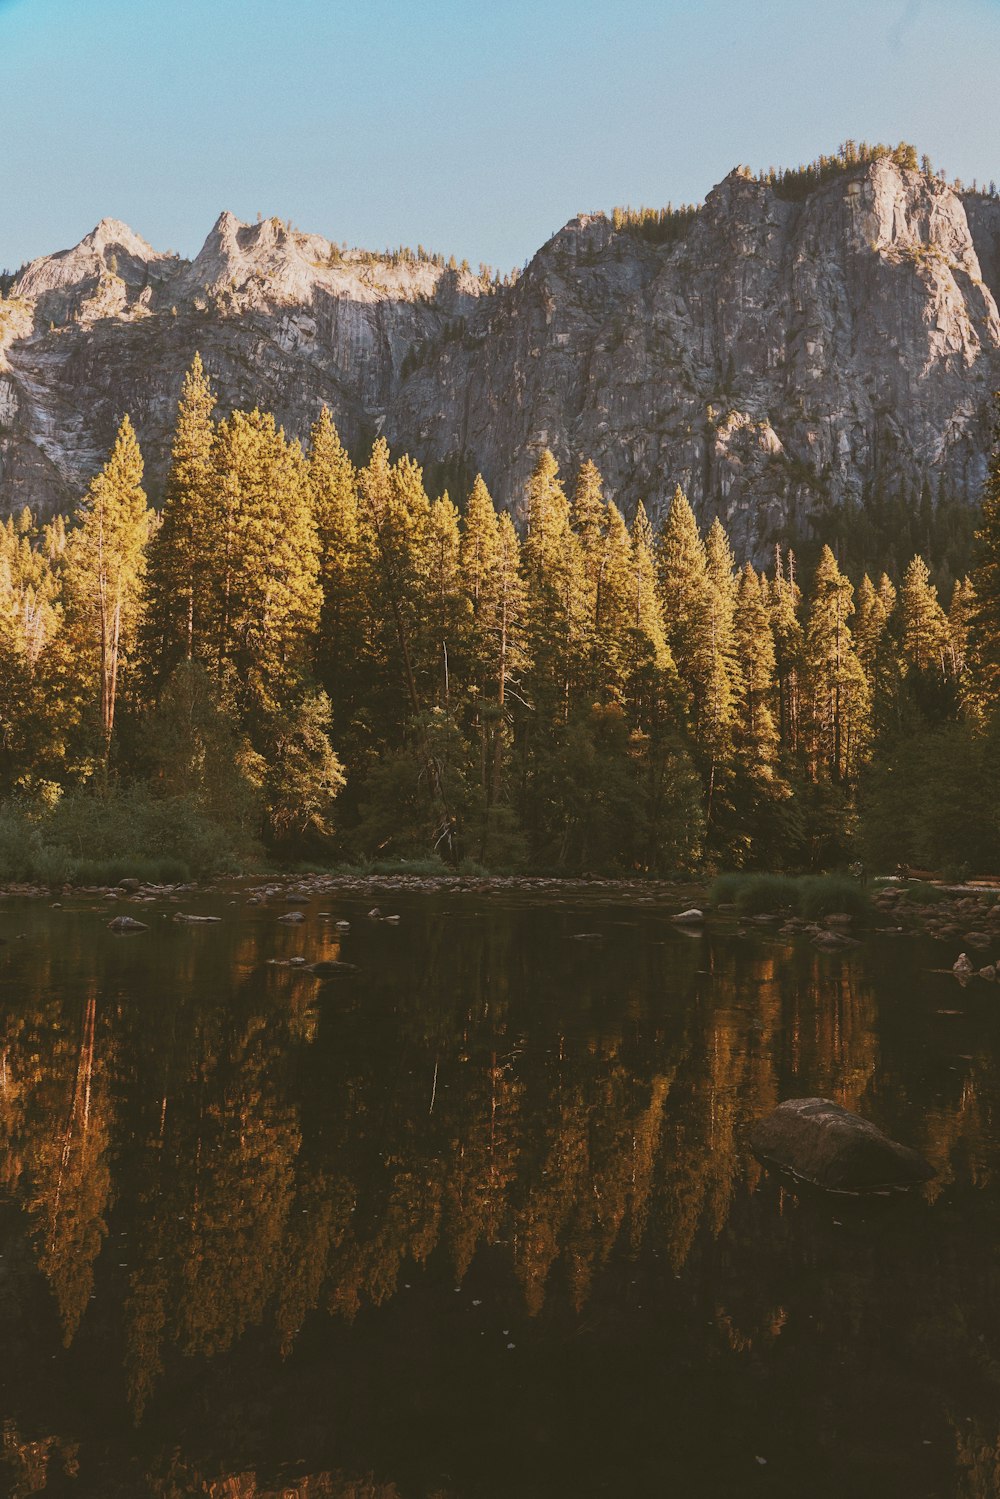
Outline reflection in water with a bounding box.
[0,894,997,1495]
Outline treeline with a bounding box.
[2,355,1000,878]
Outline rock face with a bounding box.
[749,1097,935,1192]
[3,159,1000,555]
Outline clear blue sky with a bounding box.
[4,0,1000,273]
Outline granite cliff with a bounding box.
[2,156,1000,555]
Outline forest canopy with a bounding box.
[1,356,999,880]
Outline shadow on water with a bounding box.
[0,889,997,1497]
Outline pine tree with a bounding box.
[143,355,216,687]
[733,563,778,770]
[899,554,949,674]
[658,493,737,816]
[802,546,870,782]
[948,577,976,682]
[203,409,321,714]
[854,572,899,729]
[427,492,470,708]
[307,407,360,715]
[62,416,152,760]
[970,396,1000,709]
[356,439,458,861]
[769,547,805,754]
[521,450,586,721]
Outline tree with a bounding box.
[203,409,322,717]
[521,450,587,721]
[970,396,1000,711]
[801,546,870,782]
[307,407,361,715]
[899,554,949,675]
[143,355,216,687]
[62,416,152,761]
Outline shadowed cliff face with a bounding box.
[2,159,1000,555]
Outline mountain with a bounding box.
[3,154,1000,556]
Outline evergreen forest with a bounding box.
[3,355,1000,882]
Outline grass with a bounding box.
[709,872,871,920]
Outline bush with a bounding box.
[796,874,871,920]
[710,873,798,913]
[710,871,871,920]
[0,784,254,885]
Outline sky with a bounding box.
[4,0,1000,273]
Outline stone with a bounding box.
[749,1097,934,1192]
[172,913,222,924]
[308,959,360,977]
[107,915,148,933]
[979,965,997,981]
[278,911,305,924]
[953,953,975,980]
[812,930,860,949]
[671,909,704,925]
[117,877,142,892]
[964,931,992,949]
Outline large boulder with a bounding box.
[749,1098,934,1192]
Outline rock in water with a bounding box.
[107,915,148,933]
[671,909,704,925]
[308,960,359,977]
[749,1098,934,1192]
[953,952,975,981]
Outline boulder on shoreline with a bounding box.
[749,1097,934,1192]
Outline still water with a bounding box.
[0,886,998,1499]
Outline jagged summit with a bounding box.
[78,217,160,259]
[2,152,1000,558]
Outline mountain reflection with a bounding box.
[0,894,997,1496]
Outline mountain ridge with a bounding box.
[2,154,1000,558]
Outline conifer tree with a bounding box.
[521,450,586,721]
[948,577,976,682]
[307,407,360,710]
[802,546,870,782]
[658,493,737,817]
[143,355,216,686]
[854,572,899,729]
[62,416,152,760]
[899,554,949,674]
[203,409,321,712]
[570,459,607,625]
[356,439,458,860]
[733,563,778,770]
[459,475,501,616]
[769,548,805,754]
[623,502,675,728]
[427,492,469,708]
[657,487,714,721]
[971,397,1000,709]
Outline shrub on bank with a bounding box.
[0,785,256,884]
[709,871,871,920]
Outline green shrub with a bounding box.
[0,785,254,885]
[710,871,871,920]
[710,872,798,913]
[796,874,871,920]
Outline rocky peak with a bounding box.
[11,216,179,324]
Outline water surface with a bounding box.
[0,887,997,1498]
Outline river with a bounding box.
[0,884,996,1498]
